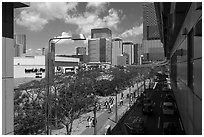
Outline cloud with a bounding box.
[65,8,120,35]
[16,10,48,31]
[121,23,143,38]
[16,2,122,35]
[32,2,78,20]
[16,2,78,31]
[52,31,74,44]
[86,2,109,15]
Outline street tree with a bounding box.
[55,74,94,135]
[14,79,46,135]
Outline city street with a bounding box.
[111,81,185,135]
[52,82,144,135]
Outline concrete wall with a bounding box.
[170,3,202,134]
[2,3,14,134]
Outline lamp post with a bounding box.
[140,54,144,65]
[112,38,122,66]
[115,86,118,123]
[122,41,134,65]
[45,34,86,135]
[129,85,131,108]
[91,92,97,135]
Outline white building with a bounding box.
[14,55,80,79]
[112,40,122,66]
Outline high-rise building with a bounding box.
[76,47,86,55]
[90,28,112,63]
[133,43,143,65]
[91,28,112,39]
[112,40,122,65]
[88,38,111,63]
[14,34,26,57]
[88,38,100,62]
[142,3,165,62]
[123,44,133,65]
[122,52,129,65]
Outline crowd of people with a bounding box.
[86,89,140,128]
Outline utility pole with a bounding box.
[93,100,97,135]
[115,87,118,123]
[144,79,146,91]
[129,86,131,108]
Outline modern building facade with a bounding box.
[142,3,165,62]
[2,2,29,135]
[14,34,26,57]
[123,44,133,65]
[88,38,100,62]
[122,52,130,65]
[90,28,112,63]
[76,47,86,55]
[91,28,112,39]
[117,55,127,66]
[155,2,202,134]
[133,43,143,65]
[88,38,111,63]
[112,40,123,65]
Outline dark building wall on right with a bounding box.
[155,2,202,134]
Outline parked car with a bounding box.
[162,102,176,115]
[163,122,178,134]
[125,116,145,134]
[142,104,153,114]
[164,94,175,102]
[162,83,172,91]
[143,97,154,106]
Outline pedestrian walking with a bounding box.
[87,116,92,128]
[119,98,123,106]
[92,117,97,127]
[104,100,108,109]
[98,102,101,111]
[121,92,124,99]
[108,103,112,113]
[127,93,129,99]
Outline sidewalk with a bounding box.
[51,82,146,135]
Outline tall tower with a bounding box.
[14,34,26,57]
[88,38,100,62]
[123,44,133,65]
[91,28,112,39]
[90,28,112,63]
[112,40,122,65]
[88,38,110,63]
[142,3,164,62]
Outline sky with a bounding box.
[14,2,148,55]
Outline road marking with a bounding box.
[160,102,162,108]
[179,118,184,131]
[158,117,160,128]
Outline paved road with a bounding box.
[111,81,185,135]
[81,82,144,135]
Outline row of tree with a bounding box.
[14,65,153,135]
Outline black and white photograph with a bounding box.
[2,1,202,135]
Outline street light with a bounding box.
[140,54,144,65]
[45,34,86,135]
[122,41,134,65]
[115,86,118,123]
